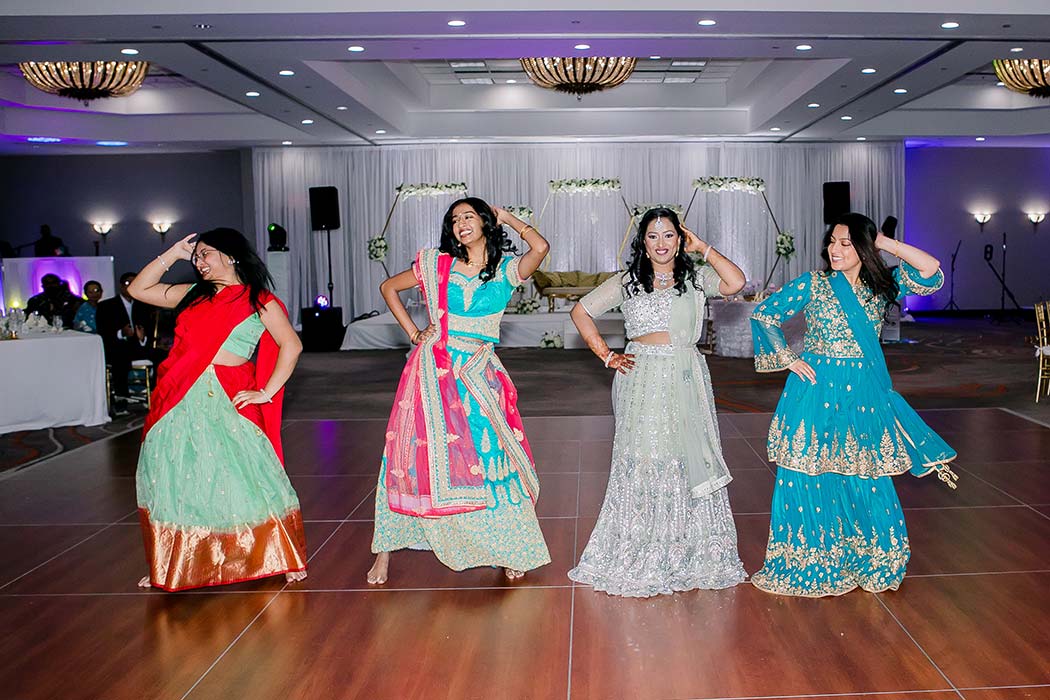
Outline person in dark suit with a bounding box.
[96,272,158,404]
[25,273,82,326]
[32,224,69,257]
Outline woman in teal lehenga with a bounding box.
[750,213,957,597]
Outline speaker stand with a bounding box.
[941,239,962,311]
[324,227,334,301]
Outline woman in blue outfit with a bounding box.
[750,212,957,597]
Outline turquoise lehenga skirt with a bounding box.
[751,352,917,597]
[137,364,307,591]
[372,340,551,572]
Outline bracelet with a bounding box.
[259,388,273,403]
[895,240,903,257]
[703,246,714,263]
[603,350,615,368]
[412,329,423,344]
[156,255,171,271]
[520,225,536,237]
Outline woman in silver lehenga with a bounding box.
[567,208,749,597]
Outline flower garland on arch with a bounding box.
[395,181,468,199]
[548,178,621,194]
[692,176,766,194]
[504,205,533,220]
[631,203,683,219]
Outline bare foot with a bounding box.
[504,568,525,580]
[137,575,152,588]
[285,570,307,583]
[367,552,390,585]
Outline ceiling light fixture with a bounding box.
[574,44,591,50]
[697,19,717,26]
[96,140,128,147]
[649,56,661,60]
[19,61,150,105]
[447,19,466,27]
[894,88,908,94]
[120,48,139,56]
[1010,47,1024,53]
[997,81,1006,86]
[940,21,960,29]
[194,23,212,29]
[670,60,707,67]
[300,119,314,125]
[840,115,853,120]
[449,61,485,68]
[279,69,295,76]
[281,141,292,145]
[375,129,387,134]
[993,58,1050,98]
[506,79,517,83]
[856,137,867,141]
[336,105,348,110]
[975,136,986,141]
[807,102,820,108]
[520,56,636,98]
[245,91,260,97]
[861,67,877,74]
[770,127,782,131]
[347,45,365,53]
[795,44,813,51]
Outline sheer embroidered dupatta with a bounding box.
[143,286,288,463]
[828,272,959,487]
[384,249,488,517]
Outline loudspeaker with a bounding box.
[308,186,340,231]
[881,215,898,239]
[822,181,851,225]
[300,307,346,352]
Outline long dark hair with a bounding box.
[177,227,273,312]
[624,207,698,297]
[438,197,508,283]
[821,212,899,313]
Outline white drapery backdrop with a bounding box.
[252,142,903,323]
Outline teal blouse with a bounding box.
[447,255,522,343]
[221,313,266,359]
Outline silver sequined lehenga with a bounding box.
[568,269,747,597]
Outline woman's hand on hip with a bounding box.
[788,359,816,385]
[607,352,636,375]
[233,389,271,409]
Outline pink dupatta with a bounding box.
[383,249,487,516]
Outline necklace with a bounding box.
[465,257,486,268]
[654,270,674,286]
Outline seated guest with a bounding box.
[25,273,82,326]
[33,224,69,257]
[73,280,104,333]
[97,272,158,407]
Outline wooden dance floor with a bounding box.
[1,408,1048,700]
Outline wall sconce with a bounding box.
[92,222,113,235]
[1028,212,1045,232]
[973,212,992,232]
[151,221,173,234]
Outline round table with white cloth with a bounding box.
[0,330,109,435]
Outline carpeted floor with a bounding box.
[2,317,1046,474]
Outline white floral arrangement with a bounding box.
[775,231,796,259]
[631,203,683,218]
[396,181,468,199]
[548,178,621,194]
[504,206,533,220]
[540,331,564,349]
[367,236,389,262]
[692,176,766,194]
[514,298,540,315]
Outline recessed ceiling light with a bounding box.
[120,48,139,56]
[671,60,707,67]
[281,141,292,146]
[574,44,591,50]
[245,91,260,97]
[279,70,295,76]
[375,129,387,134]
[975,136,986,142]
[795,44,813,51]
[449,61,486,68]
[697,19,717,26]
[336,105,348,110]
[506,79,517,83]
[770,127,782,132]
[96,140,128,147]
[301,119,314,125]
[861,67,877,74]
[447,19,466,27]
[1010,47,1024,53]
[649,55,661,60]
[347,45,365,53]
[459,77,493,85]
[996,81,1005,87]
[194,23,212,30]
[664,76,696,83]
[893,88,908,94]
[807,102,820,108]
[27,136,62,143]
[940,21,959,29]
[840,115,853,120]
[856,137,867,141]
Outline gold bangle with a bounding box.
[520,225,536,237]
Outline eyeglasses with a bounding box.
[190,248,219,266]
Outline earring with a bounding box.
[227,257,237,265]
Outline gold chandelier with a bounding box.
[993,58,1050,98]
[19,61,150,105]
[520,56,636,98]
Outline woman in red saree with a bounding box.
[128,228,307,591]
[366,198,551,584]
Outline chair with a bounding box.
[1035,301,1050,403]
[129,359,154,410]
